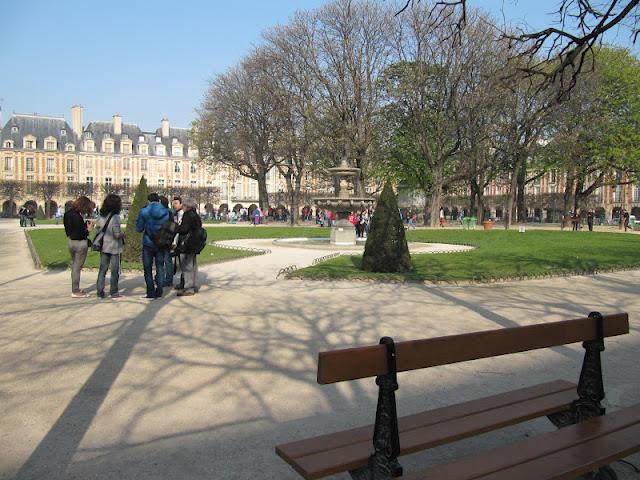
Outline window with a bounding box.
[122,134,128,140]
[104,142,114,153]
[85,141,95,152]
[138,135,144,142]
[122,143,132,154]
[66,159,74,173]
[172,138,178,144]
[86,176,94,184]
[191,180,197,189]
[141,158,147,170]
[25,139,35,149]
[85,132,92,139]
[635,186,640,203]
[188,148,198,158]
[26,158,34,171]
[158,179,165,188]
[251,183,257,198]
[156,145,165,156]
[84,156,94,170]
[550,170,557,184]
[11,126,18,133]
[27,175,34,182]
[155,136,162,143]
[46,158,55,173]
[67,176,74,183]
[3,140,12,148]
[123,178,131,189]
[104,133,111,139]
[105,158,113,170]
[138,144,148,155]
[66,144,74,151]
[174,161,181,173]
[172,146,183,156]
[123,158,131,170]
[61,129,66,136]
[174,180,181,187]
[615,185,622,202]
[190,163,197,174]
[4,157,12,171]
[105,177,112,187]
[47,176,55,182]
[45,140,56,150]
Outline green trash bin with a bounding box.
[470,217,477,230]
[462,217,470,229]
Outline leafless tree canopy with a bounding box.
[397,0,639,97]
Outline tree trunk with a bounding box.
[562,172,575,230]
[257,175,269,214]
[428,167,443,228]
[504,168,519,230]
[516,166,526,223]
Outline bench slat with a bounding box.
[276,380,577,480]
[317,313,628,384]
[401,404,640,480]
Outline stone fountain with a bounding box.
[314,158,375,246]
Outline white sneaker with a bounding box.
[71,292,88,298]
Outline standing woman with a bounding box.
[175,197,201,296]
[63,196,94,298]
[95,194,125,299]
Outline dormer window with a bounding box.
[138,144,148,155]
[138,135,145,142]
[24,136,36,149]
[60,129,66,136]
[155,136,162,143]
[172,138,178,144]
[122,134,128,140]
[45,137,57,150]
[104,133,111,139]
[66,144,75,152]
[85,132,92,139]
[11,126,18,133]
[156,145,166,156]
[3,140,13,148]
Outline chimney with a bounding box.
[113,114,122,135]
[161,118,170,137]
[71,105,83,139]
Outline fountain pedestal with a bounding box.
[315,159,375,246]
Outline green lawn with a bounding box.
[291,229,640,282]
[25,226,328,270]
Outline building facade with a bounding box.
[0,106,287,216]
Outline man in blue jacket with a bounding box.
[136,193,170,299]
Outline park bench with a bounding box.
[276,312,638,479]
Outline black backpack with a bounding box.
[181,226,207,254]
[150,220,177,249]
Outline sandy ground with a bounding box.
[0,219,638,479]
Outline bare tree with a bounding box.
[32,181,62,218]
[194,49,281,212]
[0,179,24,216]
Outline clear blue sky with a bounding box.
[0,0,637,131]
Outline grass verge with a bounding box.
[291,229,640,283]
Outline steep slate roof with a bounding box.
[83,121,143,154]
[0,114,78,150]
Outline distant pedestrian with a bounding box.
[95,194,125,299]
[587,209,594,232]
[253,206,261,226]
[135,193,170,300]
[439,207,445,228]
[18,206,26,227]
[63,196,95,298]
[159,195,174,287]
[623,210,630,232]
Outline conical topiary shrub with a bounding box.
[36,205,46,220]
[362,181,412,273]
[122,176,149,263]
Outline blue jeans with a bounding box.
[142,245,164,297]
[162,250,174,286]
[97,252,120,296]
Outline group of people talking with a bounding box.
[63,193,203,300]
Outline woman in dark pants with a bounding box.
[95,194,125,299]
[63,196,94,298]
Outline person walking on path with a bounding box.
[95,194,125,299]
[439,207,445,228]
[587,209,594,232]
[135,193,170,300]
[63,196,94,298]
[175,197,202,297]
[623,210,630,232]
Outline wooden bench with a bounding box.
[276,312,638,479]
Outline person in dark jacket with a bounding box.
[63,196,95,297]
[175,197,202,296]
[135,193,170,299]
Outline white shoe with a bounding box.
[71,292,88,298]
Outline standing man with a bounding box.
[135,193,169,300]
[587,209,594,232]
[171,196,185,290]
[175,197,201,297]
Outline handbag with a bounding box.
[92,214,114,252]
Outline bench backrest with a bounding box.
[317,313,629,384]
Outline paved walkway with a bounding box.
[0,220,638,479]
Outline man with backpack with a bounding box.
[175,196,206,297]
[135,193,170,299]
